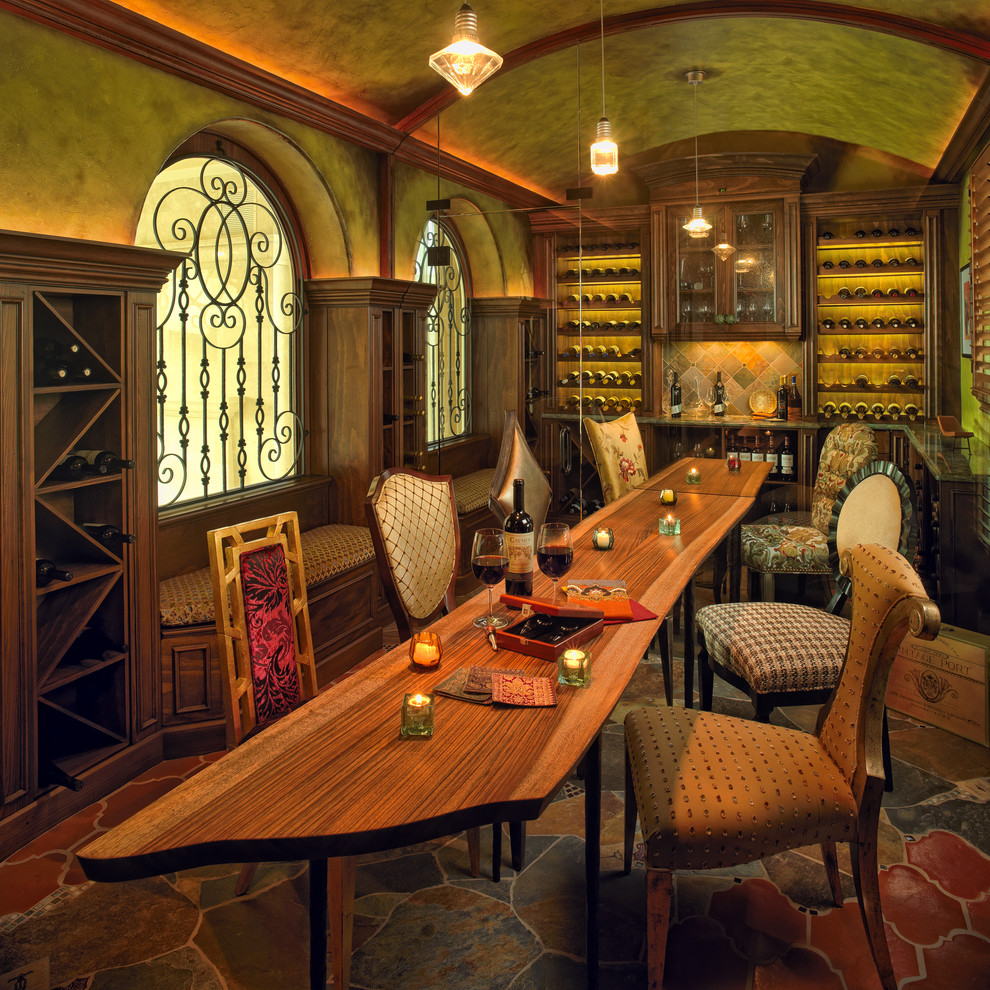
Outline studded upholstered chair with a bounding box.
[698,461,913,722]
[624,543,940,990]
[739,421,878,600]
[488,410,552,535]
[583,410,649,504]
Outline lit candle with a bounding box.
[659,514,681,536]
[409,631,442,669]
[591,527,613,550]
[400,691,435,737]
[408,693,430,708]
[563,649,585,672]
[558,649,590,687]
[660,489,677,505]
[686,467,701,485]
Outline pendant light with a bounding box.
[429,3,503,97]
[712,237,735,261]
[682,69,712,239]
[590,0,618,175]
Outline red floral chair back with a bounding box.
[208,512,319,748]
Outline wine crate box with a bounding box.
[887,624,990,747]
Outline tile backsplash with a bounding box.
[662,340,803,417]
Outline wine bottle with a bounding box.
[39,760,84,792]
[51,454,88,482]
[838,287,852,298]
[855,260,868,269]
[82,522,136,549]
[838,318,853,330]
[838,260,851,269]
[36,359,70,384]
[871,228,883,238]
[904,287,920,297]
[872,258,885,268]
[855,230,867,239]
[606,344,622,358]
[871,318,885,329]
[838,345,852,359]
[854,345,869,359]
[903,371,920,388]
[887,288,901,298]
[562,345,581,358]
[905,317,921,328]
[904,402,919,421]
[870,402,886,418]
[593,345,608,357]
[36,557,73,587]
[821,260,834,270]
[871,288,885,299]
[565,394,581,408]
[887,373,902,388]
[855,318,869,330]
[905,346,920,359]
[582,345,595,357]
[887,402,902,420]
[712,371,726,416]
[822,401,837,419]
[839,401,853,419]
[887,317,902,329]
[72,449,135,475]
[780,434,795,478]
[786,375,802,421]
[854,401,869,419]
[631,397,642,409]
[872,346,886,359]
[669,372,682,418]
[888,228,901,237]
[821,231,834,240]
[855,373,870,389]
[776,375,788,420]
[822,318,836,329]
[592,395,607,408]
[738,438,752,462]
[503,478,534,598]
[888,258,900,268]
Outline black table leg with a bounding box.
[728,523,742,602]
[583,733,602,989]
[683,578,695,708]
[309,858,328,990]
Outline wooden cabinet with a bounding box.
[636,154,809,342]
[0,230,181,857]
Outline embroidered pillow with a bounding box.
[584,411,648,503]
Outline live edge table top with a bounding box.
[78,481,760,884]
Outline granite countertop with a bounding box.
[542,410,988,483]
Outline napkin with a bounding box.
[491,672,557,707]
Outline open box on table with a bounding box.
[495,595,604,662]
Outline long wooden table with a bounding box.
[78,479,763,989]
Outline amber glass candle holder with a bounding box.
[658,514,681,536]
[591,527,614,551]
[558,649,591,687]
[686,467,701,485]
[409,631,442,670]
[659,489,678,505]
[400,692,435,737]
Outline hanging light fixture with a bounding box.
[712,237,735,261]
[429,4,503,97]
[682,69,712,239]
[590,0,618,175]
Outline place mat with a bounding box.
[565,579,635,621]
[604,599,658,625]
[434,668,493,705]
[464,665,526,693]
[491,672,557,707]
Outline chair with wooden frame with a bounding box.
[208,511,355,989]
[624,543,940,990]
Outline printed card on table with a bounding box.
[491,672,557,707]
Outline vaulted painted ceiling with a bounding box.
[73,1,990,199]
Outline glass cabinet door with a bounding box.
[673,209,719,328]
[730,207,777,326]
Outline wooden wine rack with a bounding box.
[813,223,927,424]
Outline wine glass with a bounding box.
[472,528,508,629]
[537,523,574,604]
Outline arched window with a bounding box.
[414,219,471,444]
[136,149,304,507]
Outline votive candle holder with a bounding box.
[659,488,678,505]
[686,468,701,485]
[409,631,442,670]
[558,649,591,687]
[400,692,435,737]
[591,527,614,550]
[659,514,681,536]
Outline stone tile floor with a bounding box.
[2,578,989,989]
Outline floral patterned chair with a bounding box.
[739,421,878,600]
[583,410,649,504]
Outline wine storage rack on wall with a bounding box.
[554,239,645,415]
[814,222,927,423]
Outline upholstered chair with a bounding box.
[624,542,940,990]
[584,410,649,504]
[697,461,912,785]
[488,409,552,535]
[739,421,878,600]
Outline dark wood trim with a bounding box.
[397,1,990,133]
[800,185,960,218]
[304,276,438,309]
[0,0,557,210]
[933,70,990,182]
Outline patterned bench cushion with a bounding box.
[160,523,375,628]
[452,468,496,515]
[697,602,850,694]
[740,522,830,575]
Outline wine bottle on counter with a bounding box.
[669,372,682,418]
[36,557,73,587]
[776,375,788,420]
[711,371,726,416]
[82,522,136,549]
[780,435,795,479]
[72,449,135,475]
[503,479,534,598]
[786,375,802,421]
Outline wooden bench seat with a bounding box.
[160,523,385,754]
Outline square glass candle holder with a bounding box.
[558,649,591,687]
[658,514,681,536]
[727,454,741,472]
[686,468,701,485]
[659,489,678,505]
[400,692,435,737]
[409,631,442,670]
[591,527,614,550]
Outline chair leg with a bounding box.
[623,744,637,875]
[698,633,714,712]
[492,821,503,882]
[821,840,843,906]
[761,571,775,603]
[850,839,896,990]
[234,861,259,896]
[747,568,761,602]
[510,821,526,872]
[653,617,673,708]
[672,594,681,635]
[646,868,674,990]
[328,856,356,990]
[467,826,480,877]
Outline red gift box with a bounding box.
[495,595,605,662]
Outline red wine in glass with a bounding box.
[473,555,509,586]
[472,528,509,629]
[537,523,573,602]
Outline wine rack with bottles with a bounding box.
[0,232,179,849]
[554,238,645,414]
[813,221,928,423]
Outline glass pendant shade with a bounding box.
[590,117,618,175]
[712,238,735,260]
[683,205,712,239]
[429,4,503,96]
